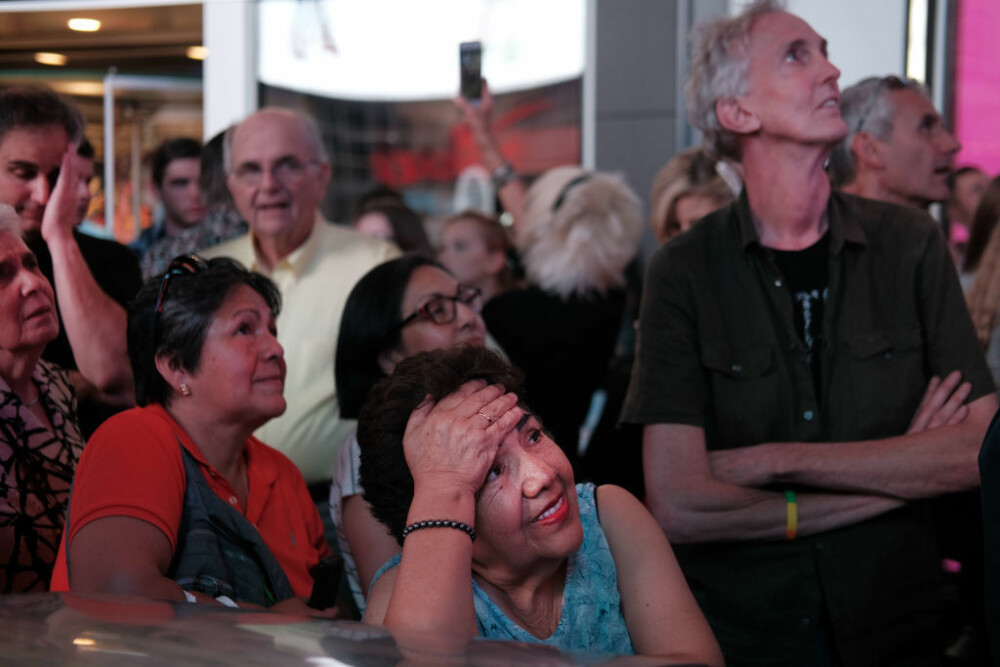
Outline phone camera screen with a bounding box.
[460,42,482,100]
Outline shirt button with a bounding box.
[229,496,238,505]
[803,410,814,421]
[884,351,893,359]
[731,363,742,373]
[774,279,783,287]
[815,542,825,551]
[800,617,812,629]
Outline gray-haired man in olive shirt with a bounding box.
[622,2,995,664]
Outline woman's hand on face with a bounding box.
[403,379,522,498]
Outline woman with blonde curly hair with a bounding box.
[649,147,738,244]
[438,209,519,303]
[965,176,1000,386]
[962,175,1000,284]
[455,84,643,472]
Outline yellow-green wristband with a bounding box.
[785,490,798,541]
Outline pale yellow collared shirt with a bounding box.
[202,215,400,484]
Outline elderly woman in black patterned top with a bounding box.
[0,204,83,592]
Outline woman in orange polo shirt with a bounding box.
[51,256,335,615]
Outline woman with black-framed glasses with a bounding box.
[50,255,339,616]
[330,255,488,615]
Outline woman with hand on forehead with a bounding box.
[358,346,722,663]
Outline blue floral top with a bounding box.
[371,483,635,655]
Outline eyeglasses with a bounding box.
[232,156,321,188]
[155,254,208,342]
[394,286,483,331]
[853,75,907,135]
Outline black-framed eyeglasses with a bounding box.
[232,156,321,188]
[393,286,483,331]
[154,254,208,341]
[853,75,907,135]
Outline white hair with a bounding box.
[684,0,786,160]
[518,166,642,299]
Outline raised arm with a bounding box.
[454,82,526,233]
[644,423,906,544]
[365,381,522,637]
[598,484,723,665]
[41,146,134,398]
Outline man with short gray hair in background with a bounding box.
[831,75,988,663]
[828,75,960,209]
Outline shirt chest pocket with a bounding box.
[701,343,783,446]
[845,329,925,435]
[285,337,334,398]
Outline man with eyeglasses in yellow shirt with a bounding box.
[202,108,399,517]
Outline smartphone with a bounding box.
[307,554,345,610]
[459,41,483,101]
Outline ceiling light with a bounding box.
[68,18,101,32]
[55,81,105,97]
[186,45,208,61]
[35,52,68,66]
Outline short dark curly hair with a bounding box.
[357,346,525,545]
[128,257,281,407]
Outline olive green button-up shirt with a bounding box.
[623,190,993,666]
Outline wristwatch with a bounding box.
[491,162,518,190]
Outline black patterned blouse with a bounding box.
[0,360,84,593]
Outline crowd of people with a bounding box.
[4,0,1000,663]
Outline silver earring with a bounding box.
[180,383,191,397]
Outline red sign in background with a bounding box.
[954,0,1000,175]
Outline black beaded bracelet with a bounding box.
[402,519,476,542]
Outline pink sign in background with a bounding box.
[954,0,1000,174]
